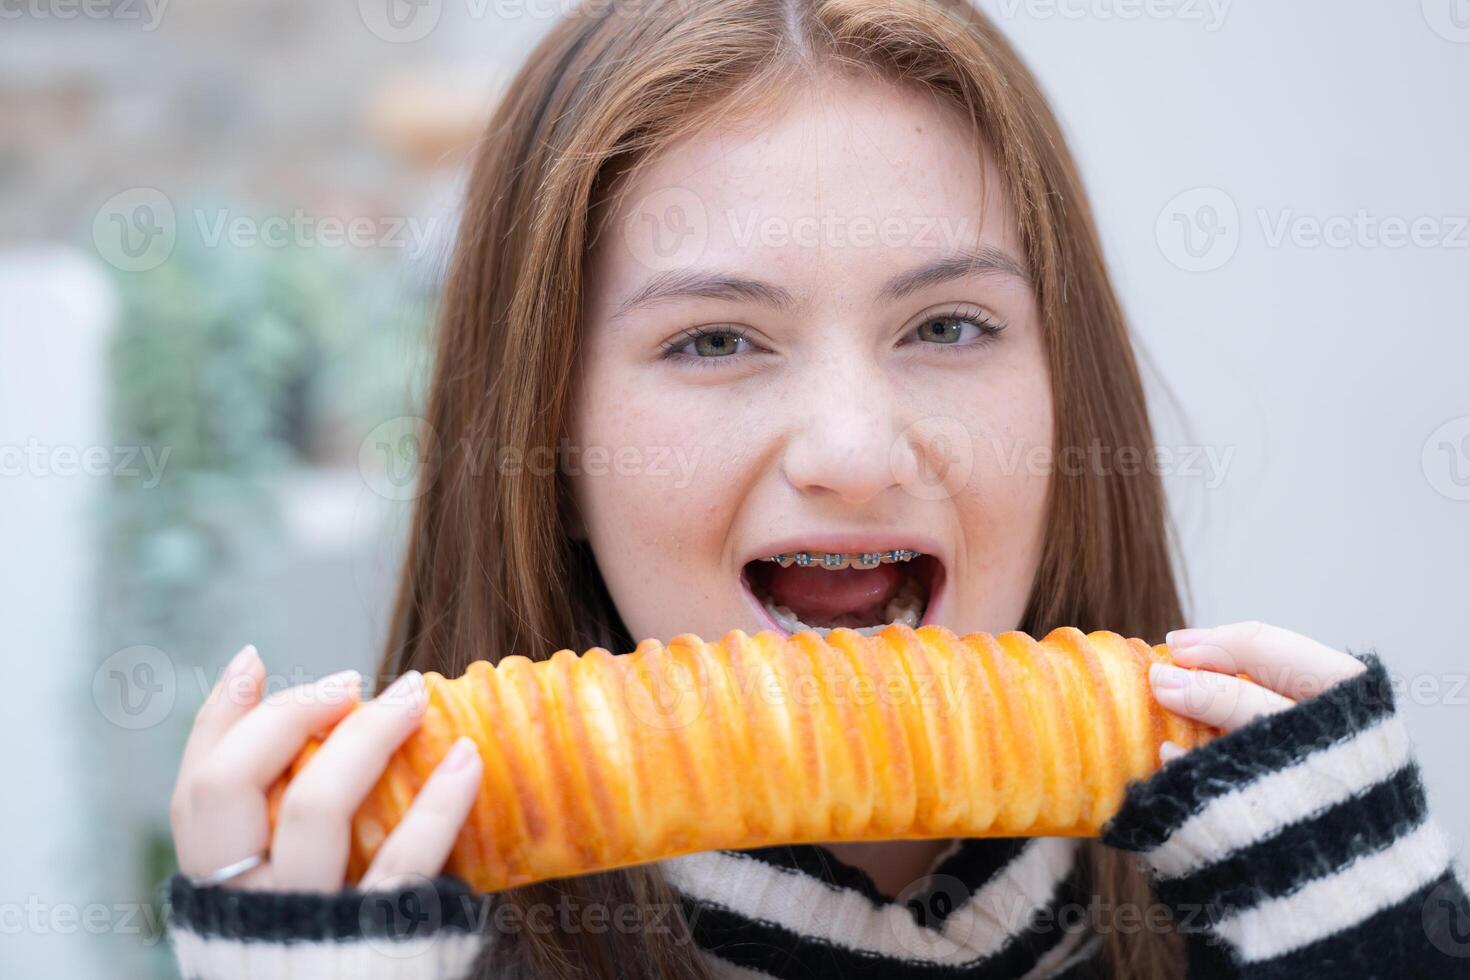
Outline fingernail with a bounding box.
[380,670,425,711]
[1172,643,1232,671]
[1160,740,1186,763]
[316,668,362,701]
[1166,627,1209,650]
[222,644,258,682]
[439,736,478,773]
[1151,662,1191,690]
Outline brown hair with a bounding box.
[379,0,1188,976]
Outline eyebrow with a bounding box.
[875,245,1031,301]
[610,245,1030,320]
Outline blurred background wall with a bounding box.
[1,2,1466,977]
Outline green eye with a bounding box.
[917,316,966,344]
[663,326,753,361]
[691,330,744,356]
[911,311,1005,347]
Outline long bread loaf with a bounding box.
[267,624,1219,893]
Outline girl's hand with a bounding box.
[169,644,483,892]
[1151,620,1368,761]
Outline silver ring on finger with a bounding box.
[191,850,268,887]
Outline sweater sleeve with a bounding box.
[162,871,493,979]
[1100,651,1470,979]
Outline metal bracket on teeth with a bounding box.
[762,549,919,569]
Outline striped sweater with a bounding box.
[163,652,1470,978]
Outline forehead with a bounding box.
[590,72,1023,299]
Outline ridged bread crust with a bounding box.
[267,624,1220,893]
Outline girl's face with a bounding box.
[568,73,1053,646]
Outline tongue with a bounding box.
[766,563,904,622]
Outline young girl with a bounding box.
[163,0,1469,977]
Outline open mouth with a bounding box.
[741,549,944,638]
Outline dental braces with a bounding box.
[759,549,921,569]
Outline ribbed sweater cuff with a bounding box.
[163,872,490,980]
[1101,652,1470,978]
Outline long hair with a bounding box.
[379,0,1188,975]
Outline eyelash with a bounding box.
[658,307,1008,367]
[659,326,762,368]
[903,306,1007,352]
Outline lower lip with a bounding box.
[738,560,946,638]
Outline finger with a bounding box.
[180,645,264,774]
[1166,620,1366,701]
[1151,662,1296,732]
[359,736,482,891]
[1159,739,1187,764]
[172,646,264,849]
[207,668,363,791]
[269,672,429,891]
[173,670,361,881]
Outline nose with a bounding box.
[779,350,907,507]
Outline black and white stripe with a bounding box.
[162,872,490,979]
[661,838,1094,979]
[1103,652,1470,978]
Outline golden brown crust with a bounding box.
[267,624,1221,893]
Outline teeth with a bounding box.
[762,549,921,570]
[757,562,928,638]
